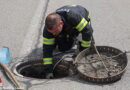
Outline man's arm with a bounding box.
[68,11,93,51]
[43,27,55,78]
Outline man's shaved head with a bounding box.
[45,13,61,30]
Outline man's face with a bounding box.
[48,21,63,36]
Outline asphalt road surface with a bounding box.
[0,0,130,90]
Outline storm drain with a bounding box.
[14,59,71,79]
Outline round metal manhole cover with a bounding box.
[13,59,72,79]
[75,46,128,83]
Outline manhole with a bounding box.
[75,46,128,83]
[14,59,71,79]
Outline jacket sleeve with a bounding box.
[68,11,93,49]
[43,27,55,65]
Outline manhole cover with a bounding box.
[14,59,72,79]
[75,46,128,83]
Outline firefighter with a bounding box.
[43,5,93,78]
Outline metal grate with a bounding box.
[75,46,128,83]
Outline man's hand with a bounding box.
[44,64,54,79]
[45,73,54,79]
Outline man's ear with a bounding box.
[60,20,64,25]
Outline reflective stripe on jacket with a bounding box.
[43,5,93,65]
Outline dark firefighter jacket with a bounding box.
[43,5,93,65]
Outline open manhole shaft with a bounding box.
[53,55,72,71]
[13,52,76,79]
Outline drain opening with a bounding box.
[15,60,71,79]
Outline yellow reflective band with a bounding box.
[75,18,85,29]
[81,40,91,47]
[43,37,55,41]
[43,58,53,65]
[82,40,91,44]
[89,21,91,25]
[75,18,88,32]
[79,21,88,32]
[88,13,90,19]
[43,58,52,61]
[81,43,90,47]
[43,62,53,65]
[43,37,55,45]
